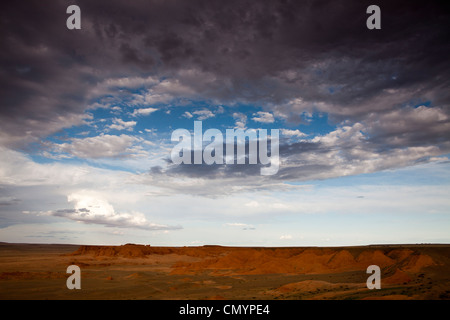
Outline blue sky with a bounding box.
[1,0,449,246]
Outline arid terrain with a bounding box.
[0,242,449,300]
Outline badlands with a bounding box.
[0,242,449,300]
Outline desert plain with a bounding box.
[0,242,449,300]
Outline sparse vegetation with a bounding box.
[1,243,449,300]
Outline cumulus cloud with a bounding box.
[251,111,275,124]
[233,112,247,129]
[192,109,215,120]
[35,192,181,231]
[131,107,158,117]
[53,134,146,159]
[182,111,193,119]
[281,129,307,138]
[107,118,137,131]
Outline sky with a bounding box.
[0,0,449,246]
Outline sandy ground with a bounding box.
[0,242,449,300]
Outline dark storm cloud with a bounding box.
[80,0,450,111]
[1,1,95,147]
[1,0,449,172]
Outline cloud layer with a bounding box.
[1,0,449,241]
[1,0,449,149]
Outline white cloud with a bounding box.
[110,106,122,113]
[193,109,215,120]
[182,111,193,119]
[107,118,136,131]
[252,111,275,123]
[280,234,293,240]
[281,129,307,138]
[233,112,247,129]
[132,92,173,106]
[32,192,180,231]
[54,134,146,159]
[302,111,313,122]
[131,107,158,117]
[311,122,365,146]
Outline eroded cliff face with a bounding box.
[71,244,438,277]
[1,243,449,300]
